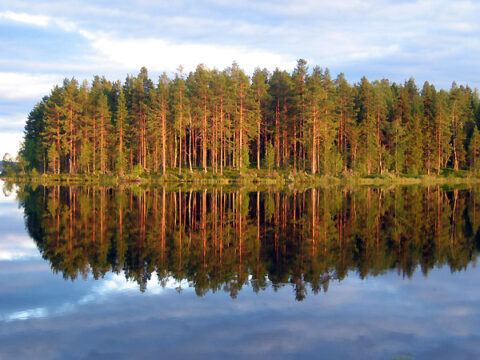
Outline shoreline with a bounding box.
[4,169,480,187]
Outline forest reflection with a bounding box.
[15,185,480,301]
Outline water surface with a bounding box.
[2,183,480,359]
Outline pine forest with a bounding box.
[18,60,480,178]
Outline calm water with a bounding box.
[2,182,480,359]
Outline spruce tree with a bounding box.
[20,98,47,172]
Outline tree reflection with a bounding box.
[16,184,480,301]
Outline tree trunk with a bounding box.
[92,114,96,174]
[220,97,224,176]
[203,95,207,173]
[179,88,183,175]
[162,102,166,175]
[275,100,280,168]
[312,106,317,174]
[239,95,243,170]
[119,116,124,176]
[257,97,261,170]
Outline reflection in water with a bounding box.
[16,185,480,300]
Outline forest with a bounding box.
[16,184,480,300]
[17,60,480,178]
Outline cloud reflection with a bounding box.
[2,266,480,359]
[0,233,40,260]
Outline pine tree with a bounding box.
[355,76,378,175]
[450,82,472,170]
[61,78,81,174]
[306,66,323,174]
[268,69,292,168]
[78,80,91,174]
[115,84,128,175]
[319,68,339,175]
[251,68,269,169]
[89,76,104,174]
[231,63,252,171]
[131,76,148,170]
[292,59,308,171]
[371,80,390,174]
[210,70,232,174]
[335,73,356,171]
[157,74,170,175]
[43,86,64,174]
[404,79,423,175]
[435,90,453,174]
[97,92,111,174]
[193,65,212,172]
[421,81,438,174]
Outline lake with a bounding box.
[1,182,480,359]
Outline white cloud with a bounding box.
[86,34,296,74]
[0,183,18,202]
[441,22,478,33]
[88,272,191,297]
[3,307,47,322]
[0,131,24,157]
[0,72,62,101]
[0,10,49,27]
[0,10,77,32]
[0,113,27,131]
[0,58,111,74]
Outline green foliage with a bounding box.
[131,164,146,177]
[78,139,91,173]
[469,125,480,174]
[265,142,275,172]
[16,155,29,175]
[47,145,59,173]
[241,145,250,170]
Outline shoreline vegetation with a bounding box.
[10,60,480,183]
[3,169,480,187]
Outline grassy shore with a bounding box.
[3,168,480,187]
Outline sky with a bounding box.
[0,0,479,157]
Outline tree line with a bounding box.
[17,184,480,300]
[19,60,480,176]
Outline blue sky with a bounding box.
[0,0,479,156]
